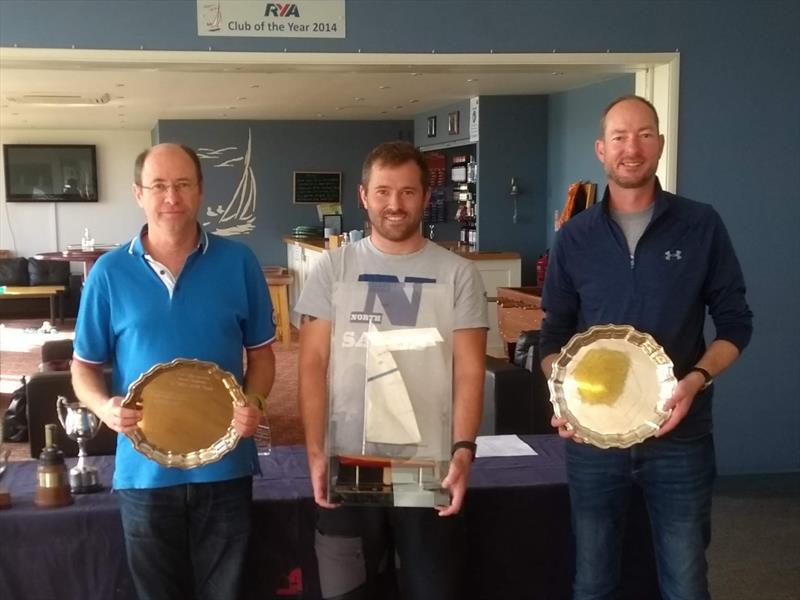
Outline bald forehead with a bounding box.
[146,143,189,162]
[142,145,194,176]
[602,98,659,136]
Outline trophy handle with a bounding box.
[56,395,70,430]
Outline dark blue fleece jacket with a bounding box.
[540,183,753,437]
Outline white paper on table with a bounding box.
[475,435,538,458]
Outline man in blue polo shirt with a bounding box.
[71,143,276,600]
[540,96,753,600]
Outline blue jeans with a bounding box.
[566,434,716,600]
[117,477,252,600]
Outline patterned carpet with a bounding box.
[0,318,303,460]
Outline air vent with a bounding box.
[7,93,111,106]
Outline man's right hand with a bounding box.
[307,451,338,509]
[99,396,141,434]
[551,413,581,441]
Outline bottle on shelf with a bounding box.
[467,155,478,184]
[81,228,95,251]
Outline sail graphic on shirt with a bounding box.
[363,325,443,446]
[199,129,257,237]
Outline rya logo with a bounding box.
[664,250,683,261]
[265,3,300,17]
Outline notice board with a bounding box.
[293,171,341,204]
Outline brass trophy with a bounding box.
[34,423,73,508]
[57,396,102,493]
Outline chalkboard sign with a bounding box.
[293,171,341,204]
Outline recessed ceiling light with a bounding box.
[250,84,260,88]
[317,113,325,118]
[410,72,421,77]
[335,106,343,111]
[379,85,390,90]
[236,96,247,101]
[466,78,479,83]
[409,99,419,104]
[354,97,364,102]
[551,71,564,76]
[394,105,404,109]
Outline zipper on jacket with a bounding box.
[629,254,635,270]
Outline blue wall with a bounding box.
[478,95,548,283]
[2,0,798,475]
[156,119,412,267]
[547,75,635,248]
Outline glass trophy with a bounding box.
[327,281,453,508]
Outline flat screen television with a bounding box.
[3,144,99,202]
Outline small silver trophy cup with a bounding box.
[56,396,102,493]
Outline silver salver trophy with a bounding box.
[56,396,103,493]
[328,280,453,508]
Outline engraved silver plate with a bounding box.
[548,324,676,449]
[122,359,247,468]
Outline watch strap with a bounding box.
[246,392,267,413]
[688,367,712,389]
[451,440,477,461]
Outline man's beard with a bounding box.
[371,211,420,241]
[606,163,658,189]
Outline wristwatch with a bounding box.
[451,440,477,462]
[688,367,713,390]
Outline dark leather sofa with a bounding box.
[25,339,117,458]
[481,330,553,436]
[0,257,81,320]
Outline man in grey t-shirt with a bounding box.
[296,141,487,600]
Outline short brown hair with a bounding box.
[361,140,429,192]
[599,95,660,138]
[134,144,203,186]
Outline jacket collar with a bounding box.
[598,177,670,224]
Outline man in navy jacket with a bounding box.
[540,95,752,600]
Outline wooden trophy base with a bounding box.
[34,485,73,508]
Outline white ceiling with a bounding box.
[0,49,644,131]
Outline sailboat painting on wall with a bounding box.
[198,129,257,237]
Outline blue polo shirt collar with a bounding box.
[126,223,209,256]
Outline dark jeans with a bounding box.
[566,434,716,600]
[117,477,252,600]
[315,505,464,600]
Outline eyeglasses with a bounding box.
[139,181,197,195]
